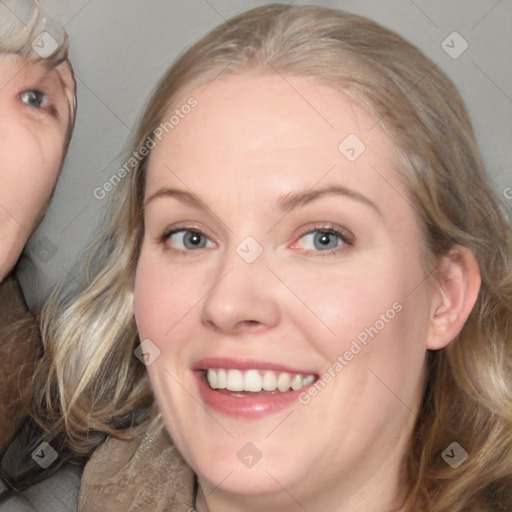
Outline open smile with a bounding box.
[193,358,319,418]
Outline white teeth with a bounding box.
[303,375,315,386]
[207,369,218,389]
[244,370,263,392]
[262,371,277,391]
[291,374,303,391]
[227,369,244,391]
[206,368,316,393]
[277,372,291,392]
[217,369,227,389]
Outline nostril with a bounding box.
[231,319,263,332]
[242,320,262,329]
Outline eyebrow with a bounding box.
[145,183,382,217]
[276,184,382,217]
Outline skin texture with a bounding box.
[0,54,74,281]
[133,73,480,512]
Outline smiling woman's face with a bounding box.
[133,73,436,509]
[0,54,74,281]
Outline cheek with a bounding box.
[273,256,413,358]
[0,122,64,224]
[282,261,429,429]
[133,263,161,339]
[274,252,430,403]
[133,248,195,340]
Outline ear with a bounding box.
[427,245,481,350]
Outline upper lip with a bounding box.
[192,357,318,376]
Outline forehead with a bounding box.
[146,73,405,217]
[0,53,63,90]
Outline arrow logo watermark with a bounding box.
[236,236,263,264]
[134,338,161,366]
[338,133,366,162]
[31,442,58,469]
[441,441,468,468]
[237,442,262,468]
[31,31,59,59]
[441,32,468,59]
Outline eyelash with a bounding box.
[293,223,354,256]
[158,223,354,258]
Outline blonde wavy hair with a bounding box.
[0,0,69,63]
[31,4,512,511]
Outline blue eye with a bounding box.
[299,230,342,250]
[165,229,215,251]
[159,225,352,257]
[294,226,353,255]
[20,90,49,109]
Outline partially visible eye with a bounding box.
[20,90,52,110]
[292,224,354,256]
[298,230,345,250]
[163,228,216,252]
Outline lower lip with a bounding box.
[194,371,313,419]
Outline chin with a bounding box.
[180,433,308,497]
[196,458,300,496]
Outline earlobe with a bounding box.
[427,245,481,350]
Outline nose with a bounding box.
[200,246,281,335]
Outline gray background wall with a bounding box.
[17,0,512,308]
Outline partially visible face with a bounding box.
[134,73,434,509]
[0,54,74,281]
